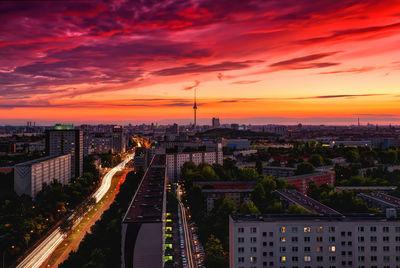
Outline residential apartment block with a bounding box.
[14,154,71,197]
[166,150,223,181]
[230,213,400,268]
[46,126,83,178]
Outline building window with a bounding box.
[304,247,311,252]
[262,232,267,237]
[292,246,298,252]
[329,227,335,232]
[292,256,298,262]
[304,237,310,242]
[395,227,400,233]
[383,226,389,233]
[250,247,257,253]
[279,247,286,252]
[304,227,311,233]
[329,236,336,242]
[370,226,376,232]
[370,236,377,242]
[329,256,336,262]
[383,236,389,242]
[238,257,244,263]
[358,256,365,262]
[358,226,364,232]
[304,256,311,262]
[383,256,390,262]
[358,246,365,252]
[280,256,286,262]
[280,226,286,233]
[238,247,244,253]
[316,246,323,252]
[316,226,323,232]
[280,237,286,242]
[396,236,400,242]
[292,237,298,242]
[329,246,336,252]
[238,227,244,233]
[238,237,244,243]
[370,256,377,262]
[250,237,257,243]
[250,257,257,263]
[358,236,364,242]
[383,246,389,252]
[371,246,377,252]
[251,227,257,233]
[316,236,323,242]
[317,256,323,262]
[292,227,298,233]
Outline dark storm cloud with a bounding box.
[269,52,339,69]
[152,60,263,76]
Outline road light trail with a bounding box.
[177,185,196,268]
[16,154,134,268]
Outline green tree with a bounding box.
[285,204,310,214]
[344,149,359,163]
[240,168,259,180]
[379,150,397,164]
[295,162,315,175]
[204,235,228,268]
[308,154,324,167]
[238,201,260,215]
[255,159,263,175]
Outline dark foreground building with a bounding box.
[121,154,167,268]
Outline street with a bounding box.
[16,154,134,268]
[177,185,196,268]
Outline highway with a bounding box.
[16,154,134,268]
[177,185,196,268]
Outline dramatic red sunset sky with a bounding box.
[1,0,400,125]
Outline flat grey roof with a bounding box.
[231,213,399,222]
[275,189,342,216]
[14,154,70,166]
[202,189,253,193]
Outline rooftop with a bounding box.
[359,192,400,208]
[275,189,342,216]
[284,172,333,180]
[202,189,253,193]
[231,213,399,222]
[123,154,166,223]
[14,154,70,166]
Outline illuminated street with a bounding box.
[16,154,134,268]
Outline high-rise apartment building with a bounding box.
[14,154,71,197]
[112,126,126,153]
[46,125,83,178]
[230,213,400,268]
[212,117,220,128]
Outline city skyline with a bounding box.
[1,1,400,124]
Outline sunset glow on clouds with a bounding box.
[1,0,400,124]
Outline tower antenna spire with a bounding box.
[193,88,197,127]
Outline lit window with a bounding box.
[304,227,311,232]
[317,226,323,232]
[280,237,286,242]
[280,256,286,262]
[304,256,311,262]
[280,226,286,233]
[329,246,336,252]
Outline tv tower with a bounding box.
[193,88,197,127]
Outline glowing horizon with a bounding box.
[1,0,400,125]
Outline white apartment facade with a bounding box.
[166,150,223,181]
[14,154,71,197]
[230,214,400,268]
